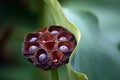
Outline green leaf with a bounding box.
[43,0,87,80]
[64,0,120,48]
[63,7,120,80]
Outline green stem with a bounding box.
[51,68,59,80]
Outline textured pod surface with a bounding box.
[22,25,76,70]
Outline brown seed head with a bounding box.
[22,25,76,70]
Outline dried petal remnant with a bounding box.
[22,25,76,70]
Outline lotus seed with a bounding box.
[30,37,37,42]
[59,37,67,41]
[39,53,47,62]
[59,45,69,52]
[29,46,38,53]
[51,30,58,35]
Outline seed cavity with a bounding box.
[40,33,54,42]
[30,37,37,42]
[25,33,39,42]
[51,30,59,35]
[44,42,55,50]
[51,50,63,64]
[36,49,48,63]
[57,31,72,41]
[59,45,69,52]
[39,53,47,62]
[59,37,67,41]
[29,46,38,53]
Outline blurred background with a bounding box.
[0,0,68,80]
[0,0,120,80]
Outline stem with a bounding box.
[51,68,59,80]
[66,64,72,80]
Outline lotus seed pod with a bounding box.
[22,25,76,70]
